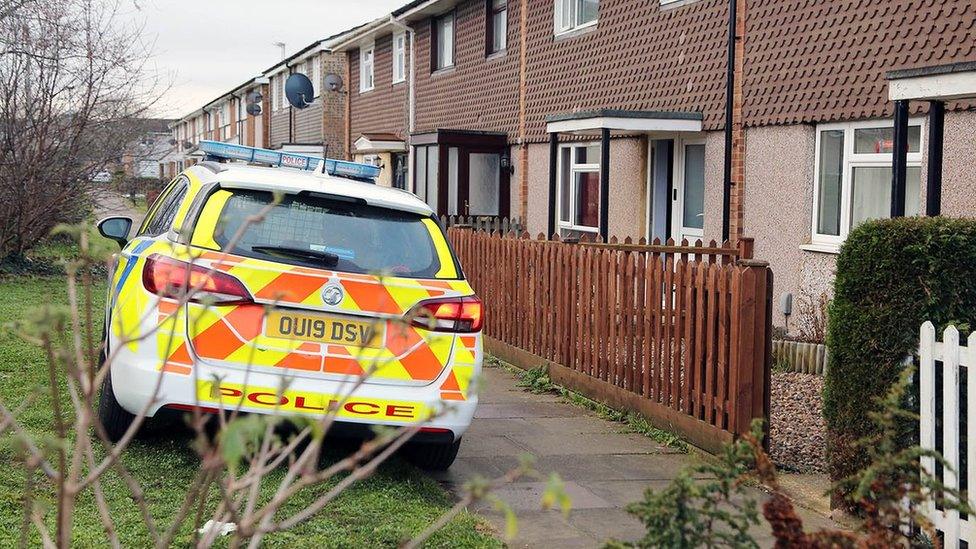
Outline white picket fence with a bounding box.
[920,321,976,547]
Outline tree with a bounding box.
[0,0,161,258]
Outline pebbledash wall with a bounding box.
[745,111,976,329]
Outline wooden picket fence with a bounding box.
[919,321,976,547]
[448,227,773,452]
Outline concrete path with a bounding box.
[91,188,146,238]
[433,365,841,548]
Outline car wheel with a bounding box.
[97,368,138,443]
[404,438,461,471]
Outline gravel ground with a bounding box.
[770,371,827,473]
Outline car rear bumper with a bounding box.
[108,346,479,441]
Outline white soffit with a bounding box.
[354,136,406,153]
[887,62,976,101]
[546,115,703,134]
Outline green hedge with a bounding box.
[824,217,976,497]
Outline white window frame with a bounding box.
[554,0,598,36]
[272,76,280,111]
[556,142,601,233]
[434,12,455,71]
[488,0,507,54]
[310,58,321,97]
[392,32,406,83]
[220,102,231,136]
[360,43,375,92]
[809,118,924,252]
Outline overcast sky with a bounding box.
[132,0,404,118]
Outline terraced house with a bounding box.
[169,0,976,337]
[332,0,976,334]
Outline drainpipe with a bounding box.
[890,99,909,217]
[391,15,416,190]
[721,0,737,243]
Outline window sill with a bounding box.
[359,87,375,94]
[553,21,598,41]
[559,224,599,233]
[430,66,456,78]
[486,50,507,62]
[392,79,406,86]
[660,0,702,10]
[799,242,840,255]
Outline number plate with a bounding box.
[265,311,382,348]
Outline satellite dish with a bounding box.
[246,90,263,104]
[246,103,262,116]
[324,73,344,92]
[168,138,177,145]
[181,141,194,150]
[285,73,314,109]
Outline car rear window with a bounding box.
[209,190,449,279]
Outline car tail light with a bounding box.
[143,254,252,305]
[410,296,483,333]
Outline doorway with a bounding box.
[673,139,706,244]
[411,130,510,219]
[647,138,705,244]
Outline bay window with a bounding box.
[810,120,922,250]
[558,143,601,233]
[554,0,598,35]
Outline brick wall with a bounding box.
[412,0,521,137]
[321,52,349,159]
[349,34,409,144]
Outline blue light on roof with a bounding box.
[198,140,381,181]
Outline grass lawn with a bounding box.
[0,271,499,547]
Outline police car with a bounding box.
[96,142,483,470]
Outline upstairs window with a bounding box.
[432,12,455,71]
[272,75,281,111]
[811,120,923,251]
[393,32,406,83]
[554,0,598,35]
[360,43,375,92]
[487,0,507,55]
[310,58,321,96]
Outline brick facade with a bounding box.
[412,1,521,137]
[349,34,409,145]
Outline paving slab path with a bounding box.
[432,365,842,548]
[92,188,146,238]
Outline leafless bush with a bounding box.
[0,0,162,258]
[1,213,567,546]
[793,290,829,344]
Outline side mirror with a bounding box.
[97,216,133,249]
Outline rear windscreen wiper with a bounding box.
[250,245,339,267]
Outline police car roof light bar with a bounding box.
[198,140,380,182]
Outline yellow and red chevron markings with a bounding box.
[179,251,476,386]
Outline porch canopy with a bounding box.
[544,109,703,240]
[887,61,976,217]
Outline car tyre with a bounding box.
[404,438,461,471]
[97,368,138,443]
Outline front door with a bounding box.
[447,147,509,218]
[672,139,706,244]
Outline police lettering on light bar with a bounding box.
[198,140,381,181]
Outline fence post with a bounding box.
[730,257,770,436]
[919,321,937,521]
[943,326,961,544]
